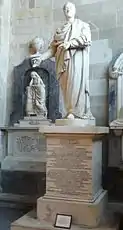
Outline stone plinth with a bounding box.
[37,126,109,228]
[1,127,46,172]
[0,125,47,199]
[14,116,51,128]
[11,210,117,230]
[1,117,51,172]
[55,117,95,126]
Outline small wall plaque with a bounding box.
[54,214,72,229]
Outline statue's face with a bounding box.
[31,73,38,84]
[29,37,44,55]
[63,2,76,19]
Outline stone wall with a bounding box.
[0,0,11,126]
[2,0,123,126]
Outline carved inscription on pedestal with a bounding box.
[47,146,91,169]
[8,131,46,156]
[16,135,42,153]
[46,137,92,200]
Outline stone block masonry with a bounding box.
[46,137,93,201]
[37,126,109,228]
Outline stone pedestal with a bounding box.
[2,117,51,172]
[36,126,109,228]
[55,117,95,126]
[14,116,51,128]
[0,117,51,200]
[11,125,118,230]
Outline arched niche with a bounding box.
[10,59,61,125]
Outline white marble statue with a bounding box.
[36,2,93,120]
[109,53,123,127]
[26,71,47,117]
[28,37,44,67]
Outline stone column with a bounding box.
[37,126,109,228]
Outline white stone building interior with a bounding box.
[0,0,123,230]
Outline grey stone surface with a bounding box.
[90,79,108,96]
[1,170,46,197]
[117,9,123,27]
[90,63,108,80]
[91,95,107,106]
[8,130,45,157]
[92,141,102,197]
[92,105,108,126]
[1,128,46,172]
[108,132,121,167]
[0,206,29,230]
[29,0,35,9]
[90,39,112,65]
[109,81,117,123]
[91,30,99,41]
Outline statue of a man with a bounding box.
[35,2,92,119]
[26,71,47,117]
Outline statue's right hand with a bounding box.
[51,40,62,47]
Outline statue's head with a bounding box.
[31,71,39,84]
[31,71,44,86]
[63,2,76,19]
[29,37,44,55]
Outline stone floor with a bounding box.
[0,206,29,230]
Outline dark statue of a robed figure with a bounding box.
[10,37,61,125]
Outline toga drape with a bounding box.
[50,19,91,118]
[26,74,47,116]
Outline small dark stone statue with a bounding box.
[10,37,61,125]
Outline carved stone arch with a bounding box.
[10,59,61,125]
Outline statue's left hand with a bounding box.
[58,41,70,50]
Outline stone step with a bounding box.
[11,210,118,230]
[1,156,46,172]
[0,193,36,204]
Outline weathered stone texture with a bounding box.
[37,127,108,228]
[46,136,93,201]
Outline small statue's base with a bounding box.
[14,116,51,128]
[1,116,48,200]
[55,117,95,127]
[110,119,123,129]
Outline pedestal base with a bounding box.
[1,127,46,172]
[37,191,107,228]
[1,125,47,198]
[110,119,123,129]
[14,116,51,128]
[55,117,95,127]
[11,126,110,230]
[11,210,117,230]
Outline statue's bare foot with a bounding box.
[67,113,75,120]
